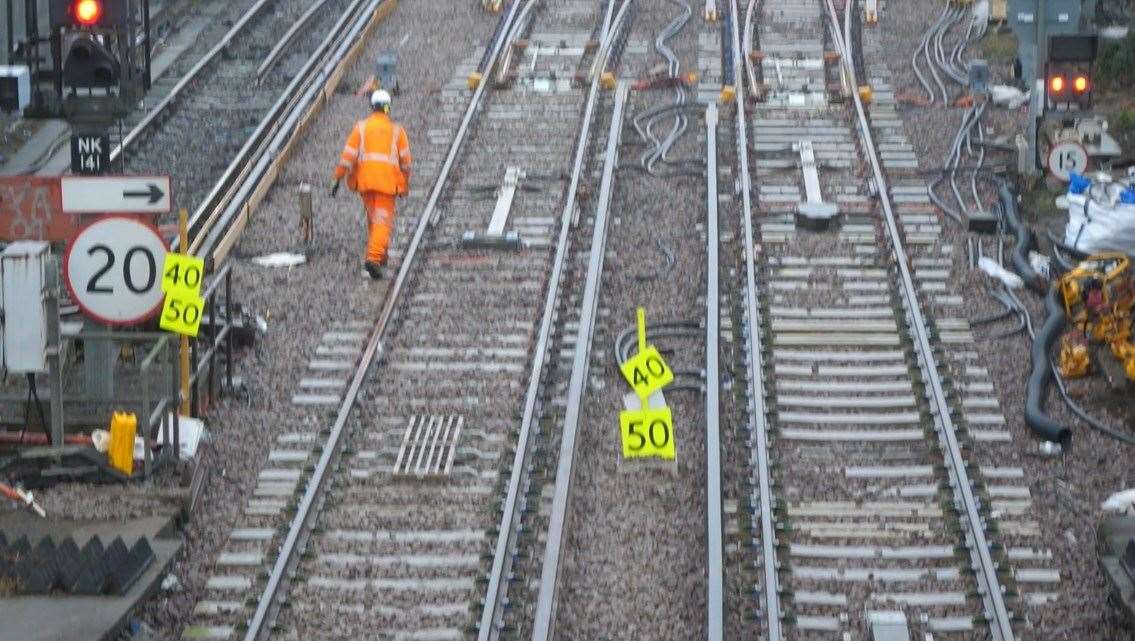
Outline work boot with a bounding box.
[364,261,383,280]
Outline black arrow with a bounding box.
[122,183,165,205]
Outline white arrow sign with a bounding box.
[60,176,172,214]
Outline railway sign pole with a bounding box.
[58,174,172,399]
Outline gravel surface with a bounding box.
[13,0,1135,638]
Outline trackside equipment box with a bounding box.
[0,65,31,113]
[1,241,50,373]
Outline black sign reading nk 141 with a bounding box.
[71,133,110,175]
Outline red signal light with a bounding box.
[1049,75,1065,94]
[1073,75,1089,93]
[73,0,102,26]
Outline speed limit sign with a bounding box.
[1047,141,1089,182]
[64,216,168,325]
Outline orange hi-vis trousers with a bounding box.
[362,191,396,264]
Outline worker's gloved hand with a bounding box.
[330,179,341,198]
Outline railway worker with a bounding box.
[330,89,412,279]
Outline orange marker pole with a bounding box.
[636,307,647,354]
[179,208,191,416]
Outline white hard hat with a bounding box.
[370,89,392,110]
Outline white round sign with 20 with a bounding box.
[64,216,168,325]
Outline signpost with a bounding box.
[63,216,168,325]
[1047,139,1088,182]
[60,175,172,214]
[617,308,677,462]
[164,208,197,415]
[159,250,205,338]
[70,132,111,175]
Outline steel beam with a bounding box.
[704,101,723,641]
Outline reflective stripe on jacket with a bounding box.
[334,112,411,195]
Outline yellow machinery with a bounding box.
[1058,252,1135,382]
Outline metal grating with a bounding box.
[392,415,463,478]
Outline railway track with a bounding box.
[180,1,630,639]
[169,0,1069,638]
[482,2,739,638]
[728,0,1062,637]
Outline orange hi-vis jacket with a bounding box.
[334,112,411,195]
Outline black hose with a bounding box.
[1007,287,1135,446]
[1024,285,1073,446]
[1045,230,1086,258]
[996,181,1046,294]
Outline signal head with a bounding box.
[73,0,102,26]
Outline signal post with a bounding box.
[46,0,154,397]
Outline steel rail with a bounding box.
[728,0,781,637]
[824,0,1016,637]
[589,0,634,79]
[531,79,630,641]
[493,0,540,85]
[742,0,758,98]
[236,8,389,637]
[189,0,383,260]
[238,3,527,640]
[109,0,280,163]
[476,1,620,638]
[255,0,335,82]
[704,101,724,641]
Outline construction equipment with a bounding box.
[1097,514,1135,626]
[1058,252,1135,383]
